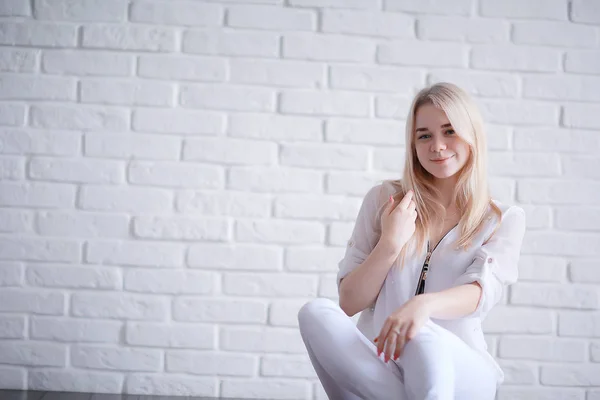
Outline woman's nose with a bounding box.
[430,137,447,152]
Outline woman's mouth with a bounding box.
[430,155,454,164]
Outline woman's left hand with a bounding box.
[374,295,432,363]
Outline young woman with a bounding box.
[298,82,526,400]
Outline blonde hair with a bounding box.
[383,82,501,268]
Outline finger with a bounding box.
[406,321,420,341]
[397,323,412,359]
[376,320,393,356]
[385,328,399,363]
[408,200,416,211]
[384,195,395,214]
[397,190,414,210]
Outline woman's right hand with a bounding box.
[379,190,417,254]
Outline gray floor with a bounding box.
[0,390,260,400]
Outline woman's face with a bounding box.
[413,103,471,180]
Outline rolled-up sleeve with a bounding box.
[336,184,383,295]
[454,205,526,320]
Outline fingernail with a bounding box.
[389,195,393,202]
[374,338,378,342]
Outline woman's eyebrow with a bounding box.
[415,123,452,133]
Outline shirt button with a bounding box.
[348,239,354,247]
[487,257,493,263]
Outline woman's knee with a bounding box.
[297,297,338,329]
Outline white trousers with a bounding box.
[298,298,497,400]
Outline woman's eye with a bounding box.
[445,129,455,135]
[418,134,430,140]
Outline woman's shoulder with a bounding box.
[363,179,403,209]
[488,199,526,229]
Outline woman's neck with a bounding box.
[432,176,459,208]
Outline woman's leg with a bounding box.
[298,298,406,400]
[393,320,497,400]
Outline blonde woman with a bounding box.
[298,82,526,400]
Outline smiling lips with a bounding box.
[430,155,454,163]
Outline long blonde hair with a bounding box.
[384,82,501,267]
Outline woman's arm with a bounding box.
[421,282,483,320]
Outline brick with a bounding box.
[132,108,224,135]
[592,341,600,362]
[384,0,472,15]
[0,261,23,285]
[221,326,304,353]
[183,137,277,165]
[79,185,172,213]
[82,25,176,52]
[0,236,79,262]
[471,45,561,72]
[0,210,32,234]
[166,351,255,376]
[374,94,412,119]
[0,22,77,47]
[556,206,600,230]
[84,132,180,160]
[125,375,217,397]
[511,283,598,309]
[489,177,515,203]
[223,272,317,297]
[518,180,600,205]
[86,240,184,268]
[519,205,552,229]
[130,1,222,26]
[499,336,585,361]
[26,264,121,289]
[331,65,423,93]
[80,79,174,107]
[133,216,229,241]
[483,307,554,334]
[563,104,600,129]
[280,143,368,170]
[228,5,315,30]
[497,361,537,385]
[0,315,25,339]
[523,75,600,102]
[372,148,404,172]
[322,10,413,38]
[428,70,518,97]
[318,274,338,298]
[72,345,161,371]
[29,157,124,184]
[285,247,344,272]
[513,21,597,48]
[280,90,370,117]
[126,322,215,349]
[489,152,560,176]
[183,29,278,57]
[329,221,353,246]
[43,50,133,76]
[283,33,375,62]
[480,0,568,19]
[230,59,325,88]
[0,75,75,100]
[379,41,466,67]
[0,103,26,126]
[479,100,559,126]
[0,156,24,180]
[71,292,168,321]
[228,113,322,141]
[418,16,509,43]
[514,128,600,153]
[176,190,270,218]
[269,300,308,327]
[571,0,600,23]
[138,55,226,82]
[274,194,360,220]
[30,317,121,343]
[221,379,310,399]
[31,104,128,131]
[497,388,583,400]
[34,0,126,22]
[327,172,396,195]
[236,219,324,244]
[180,83,275,112]
[559,311,600,337]
[0,341,66,367]
[0,366,24,389]
[0,0,31,16]
[541,365,600,386]
[123,269,216,295]
[173,298,267,323]
[128,161,224,189]
[289,0,376,8]
[228,167,322,193]
[29,370,123,393]
[523,231,600,256]
[569,259,600,283]
[0,48,37,72]
[326,119,404,145]
[0,288,64,314]
[187,243,282,271]
[565,50,600,74]
[518,255,566,282]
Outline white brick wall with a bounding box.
[0,0,598,399]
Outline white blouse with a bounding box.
[336,182,526,385]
